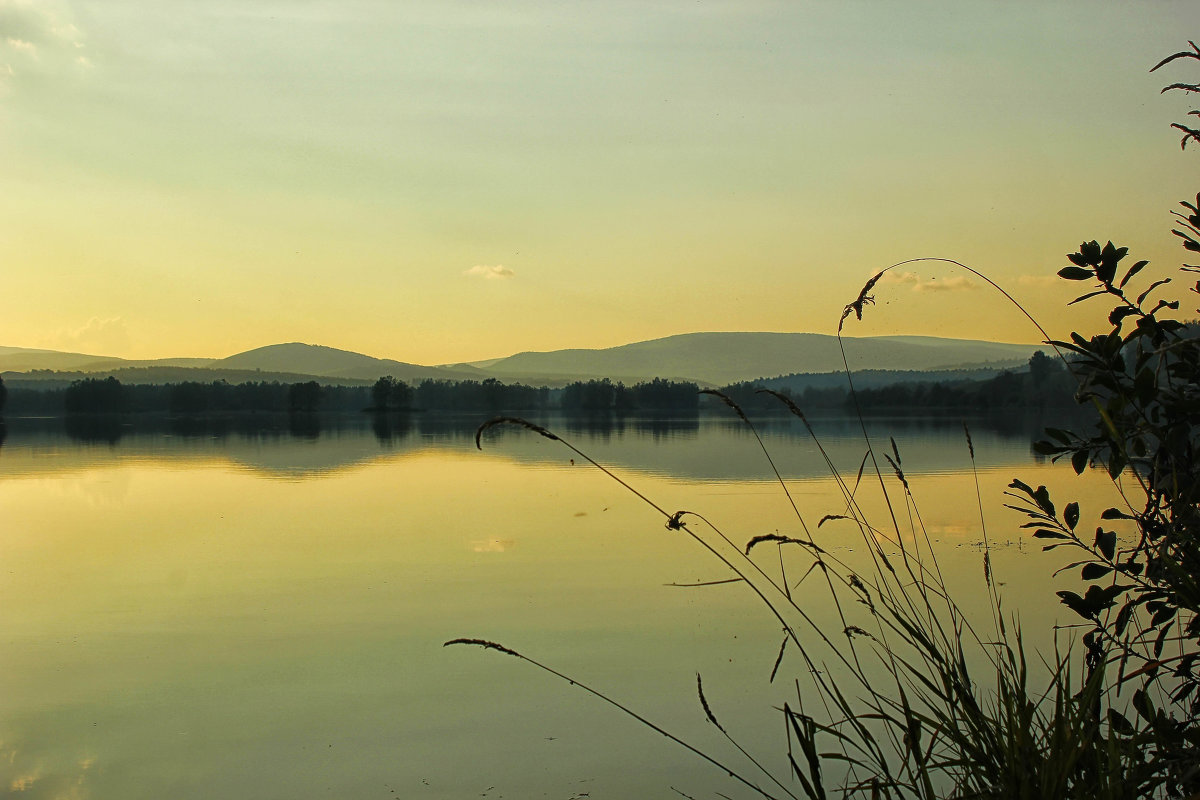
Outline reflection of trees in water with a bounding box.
[371,412,413,446]
[551,413,705,441]
[561,412,626,440]
[64,414,127,445]
[632,415,700,440]
[411,413,478,441]
[984,406,1092,438]
[287,412,321,440]
[18,409,1068,481]
[38,409,1071,449]
[31,409,712,449]
[169,415,233,438]
[709,408,1092,442]
[554,411,703,440]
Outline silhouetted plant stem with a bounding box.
[443,638,791,800]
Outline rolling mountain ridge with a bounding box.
[1,333,1047,387]
[469,332,1044,386]
[210,343,486,383]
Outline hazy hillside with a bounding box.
[0,346,214,373]
[209,343,484,383]
[0,334,1047,389]
[1,343,482,384]
[476,332,1044,386]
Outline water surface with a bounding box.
[0,413,1125,799]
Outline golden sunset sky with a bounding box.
[1,1,1196,365]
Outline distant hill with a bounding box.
[0,346,214,373]
[474,332,1044,386]
[209,343,484,383]
[0,343,485,385]
[0,333,1047,389]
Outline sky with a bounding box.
[1,1,1197,365]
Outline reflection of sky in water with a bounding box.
[471,538,515,553]
[0,736,96,798]
[0,413,1123,798]
[0,412,1049,482]
[54,470,134,506]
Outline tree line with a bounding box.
[0,354,1081,416]
[719,351,1077,414]
[0,375,703,415]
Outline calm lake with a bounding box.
[0,411,1124,799]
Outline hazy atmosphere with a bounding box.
[5,5,1200,798]
[2,1,1197,364]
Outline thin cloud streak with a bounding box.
[0,0,87,91]
[881,271,978,293]
[1017,275,1061,288]
[52,316,132,355]
[464,265,515,280]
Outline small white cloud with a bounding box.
[915,275,976,293]
[52,22,82,43]
[464,264,515,280]
[0,1,81,46]
[881,270,921,286]
[55,317,131,355]
[881,270,976,293]
[0,1,87,91]
[472,538,515,553]
[5,37,35,54]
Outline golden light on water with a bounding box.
[0,416,1132,796]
